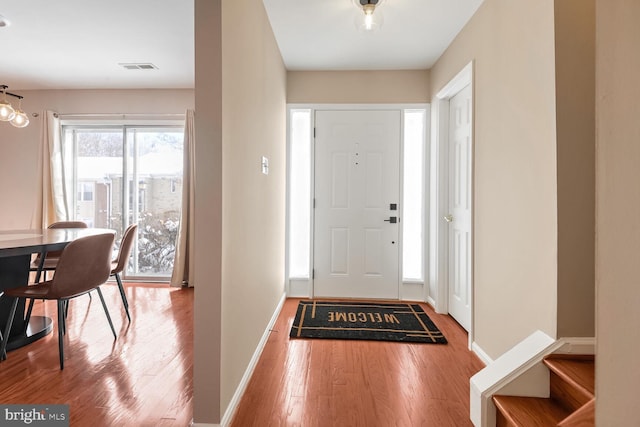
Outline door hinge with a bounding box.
[312,269,315,279]
[313,127,316,138]
[313,198,316,209]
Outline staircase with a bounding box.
[492,354,595,427]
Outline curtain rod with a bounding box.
[56,113,185,118]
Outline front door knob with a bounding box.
[444,214,454,223]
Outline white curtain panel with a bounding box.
[31,110,68,228]
[171,109,196,287]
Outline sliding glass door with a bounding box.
[62,125,184,280]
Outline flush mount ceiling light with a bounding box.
[353,0,385,32]
[0,85,29,128]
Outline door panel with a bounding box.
[330,228,349,274]
[448,84,472,330]
[314,110,401,299]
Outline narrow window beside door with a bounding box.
[402,110,426,282]
[287,109,312,279]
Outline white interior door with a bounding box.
[447,84,472,331]
[313,110,401,299]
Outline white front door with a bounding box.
[313,110,401,299]
[447,84,472,331]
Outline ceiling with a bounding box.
[0,0,483,91]
[264,0,483,71]
[0,0,194,90]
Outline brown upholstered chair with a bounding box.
[0,232,117,370]
[31,221,89,281]
[111,224,138,322]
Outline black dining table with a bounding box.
[0,228,115,351]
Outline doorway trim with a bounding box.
[286,103,429,301]
[430,61,474,347]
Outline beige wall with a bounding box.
[0,89,194,230]
[193,0,222,422]
[221,0,287,419]
[194,0,286,422]
[430,0,558,359]
[554,0,595,338]
[287,70,430,103]
[595,1,640,424]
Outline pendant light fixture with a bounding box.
[354,0,384,32]
[0,87,16,122]
[0,85,29,128]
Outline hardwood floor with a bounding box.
[0,282,193,427]
[231,298,485,427]
[0,288,484,427]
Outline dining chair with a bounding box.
[31,221,89,281]
[0,232,117,370]
[111,224,138,322]
[26,220,90,330]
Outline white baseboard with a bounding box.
[426,295,436,309]
[553,336,596,355]
[219,292,287,427]
[471,341,494,366]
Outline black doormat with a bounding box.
[289,300,447,344]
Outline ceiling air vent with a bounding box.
[119,63,158,70]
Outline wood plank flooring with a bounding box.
[0,288,484,427]
[0,282,193,427]
[230,298,485,427]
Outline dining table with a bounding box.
[0,227,115,351]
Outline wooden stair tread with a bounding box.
[558,398,595,427]
[493,395,573,427]
[544,354,595,397]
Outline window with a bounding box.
[287,109,312,278]
[62,123,184,279]
[402,110,426,281]
[78,182,94,201]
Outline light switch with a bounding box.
[261,156,269,175]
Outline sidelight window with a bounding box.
[287,109,312,279]
[402,109,426,282]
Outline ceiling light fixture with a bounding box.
[0,85,29,128]
[354,0,384,32]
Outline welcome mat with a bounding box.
[289,300,447,344]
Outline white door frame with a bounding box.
[430,61,474,347]
[285,104,428,300]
